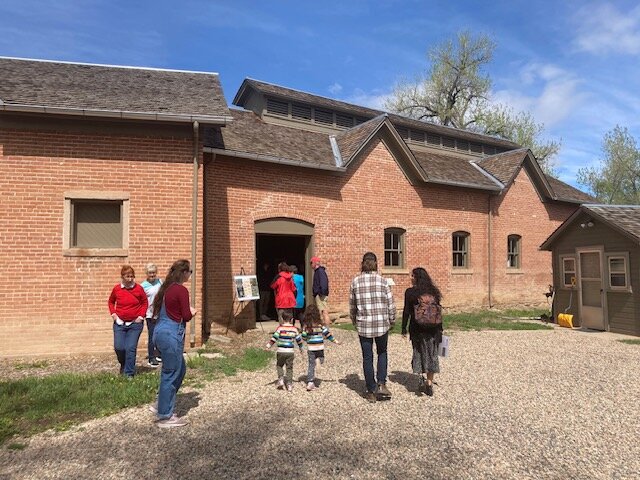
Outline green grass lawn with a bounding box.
[618,339,640,345]
[0,347,273,447]
[336,308,552,333]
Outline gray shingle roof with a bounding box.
[545,176,596,204]
[540,204,640,249]
[585,205,640,241]
[0,57,231,123]
[475,149,530,184]
[334,115,387,164]
[235,78,520,149]
[207,109,337,169]
[413,150,500,190]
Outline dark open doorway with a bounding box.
[256,234,310,321]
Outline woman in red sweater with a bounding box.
[150,259,197,428]
[108,265,148,377]
[270,262,297,324]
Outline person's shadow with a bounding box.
[175,391,201,416]
[388,370,422,397]
[338,373,364,397]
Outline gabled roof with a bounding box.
[413,150,501,191]
[207,108,595,200]
[234,78,519,149]
[545,176,596,204]
[475,149,594,204]
[0,57,232,124]
[204,109,339,170]
[333,114,426,183]
[540,205,640,250]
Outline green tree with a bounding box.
[385,31,560,172]
[476,105,561,173]
[577,126,640,204]
[385,31,494,129]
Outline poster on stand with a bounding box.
[234,275,260,301]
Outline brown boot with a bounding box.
[376,383,391,398]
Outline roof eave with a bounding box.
[426,178,502,192]
[0,103,233,125]
[204,147,346,172]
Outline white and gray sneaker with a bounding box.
[156,414,187,428]
[148,401,158,414]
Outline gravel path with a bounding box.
[1,327,639,479]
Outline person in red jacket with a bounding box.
[270,262,297,324]
[108,265,148,377]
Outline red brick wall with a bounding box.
[0,121,204,358]
[205,141,578,327]
[490,168,577,306]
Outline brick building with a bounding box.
[0,58,592,357]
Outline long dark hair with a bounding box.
[412,267,442,304]
[303,304,322,333]
[153,259,191,317]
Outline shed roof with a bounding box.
[0,57,232,124]
[540,204,640,250]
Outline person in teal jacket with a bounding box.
[291,265,305,328]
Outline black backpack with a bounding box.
[413,293,442,326]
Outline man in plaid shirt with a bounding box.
[350,252,396,403]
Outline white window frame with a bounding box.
[384,228,406,269]
[452,231,470,269]
[63,191,130,257]
[606,252,631,292]
[560,255,576,288]
[507,234,521,269]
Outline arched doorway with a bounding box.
[255,218,314,321]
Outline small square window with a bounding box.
[384,228,405,268]
[63,191,129,257]
[453,231,469,268]
[607,255,629,290]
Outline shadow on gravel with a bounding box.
[388,370,421,396]
[339,373,364,398]
[175,392,200,416]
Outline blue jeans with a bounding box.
[113,321,143,377]
[146,318,159,359]
[358,333,389,393]
[307,350,325,383]
[153,311,186,419]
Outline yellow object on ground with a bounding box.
[557,313,574,328]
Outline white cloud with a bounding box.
[328,82,343,94]
[573,3,640,55]
[344,88,392,111]
[492,62,586,127]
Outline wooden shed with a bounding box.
[540,205,640,336]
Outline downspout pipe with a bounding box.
[190,121,199,347]
[488,195,493,308]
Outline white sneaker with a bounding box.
[306,382,316,391]
[276,378,285,389]
[148,402,158,414]
[156,414,187,428]
[286,383,293,392]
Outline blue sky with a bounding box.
[2,0,639,190]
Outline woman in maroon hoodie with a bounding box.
[270,262,297,324]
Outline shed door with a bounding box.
[578,249,605,330]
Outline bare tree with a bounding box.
[385,31,561,173]
[385,31,494,129]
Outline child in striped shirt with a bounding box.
[266,311,303,391]
[301,304,340,391]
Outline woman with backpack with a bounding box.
[401,267,443,396]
